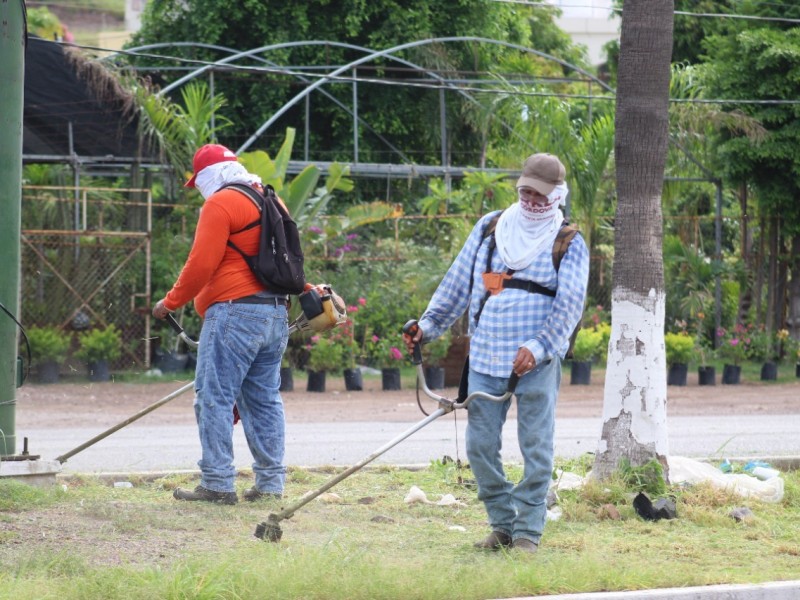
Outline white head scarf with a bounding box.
[494,182,569,270]
[195,161,262,201]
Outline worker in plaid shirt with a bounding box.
[405,153,589,554]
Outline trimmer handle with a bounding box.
[165,313,199,350]
[165,313,183,334]
[402,319,423,365]
[507,372,519,394]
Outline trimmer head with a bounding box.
[254,514,283,542]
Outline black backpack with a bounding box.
[223,183,306,295]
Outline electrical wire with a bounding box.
[0,302,30,387]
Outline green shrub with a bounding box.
[422,330,451,367]
[664,331,696,365]
[571,328,603,362]
[305,336,344,372]
[27,326,71,363]
[75,325,122,363]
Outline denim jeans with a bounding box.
[193,300,288,494]
[465,358,561,544]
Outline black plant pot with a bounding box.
[37,360,61,384]
[570,361,592,385]
[722,364,741,385]
[424,366,446,390]
[344,368,363,391]
[760,361,778,381]
[307,370,326,393]
[667,363,688,386]
[88,360,110,382]
[279,367,294,392]
[698,365,716,386]
[381,367,402,391]
[155,350,189,373]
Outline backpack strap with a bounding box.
[552,223,579,272]
[223,184,263,236]
[472,219,578,326]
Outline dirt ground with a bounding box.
[15,369,800,430]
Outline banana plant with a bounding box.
[239,128,402,242]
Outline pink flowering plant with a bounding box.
[716,323,752,366]
[364,330,407,369]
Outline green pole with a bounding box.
[0,1,26,457]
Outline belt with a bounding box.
[228,295,287,306]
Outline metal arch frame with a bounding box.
[118,37,613,157]
[111,41,413,164]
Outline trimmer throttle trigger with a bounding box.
[402,319,423,365]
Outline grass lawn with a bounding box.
[1,457,798,599]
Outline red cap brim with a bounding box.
[184,174,197,188]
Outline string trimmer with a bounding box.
[254,319,519,542]
[55,285,346,464]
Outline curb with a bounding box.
[509,580,800,599]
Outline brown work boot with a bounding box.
[173,485,238,505]
[243,487,282,502]
[511,538,539,554]
[473,530,512,550]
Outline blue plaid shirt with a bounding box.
[418,210,590,377]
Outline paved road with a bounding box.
[20,413,800,474]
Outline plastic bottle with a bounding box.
[752,467,779,481]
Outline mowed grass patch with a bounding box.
[1,460,799,600]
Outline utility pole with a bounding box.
[0,1,27,458]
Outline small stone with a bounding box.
[358,496,376,505]
[370,515,395,524]
[318,493,343,503]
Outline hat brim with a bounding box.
[184,173,198,188]
[516,176,556,196]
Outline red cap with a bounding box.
[184,144,238,188]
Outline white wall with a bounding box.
[549,0,620,65]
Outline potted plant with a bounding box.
[305,335,344,393]
[422,330,451,390]
[569,328,602,385]
[27,325,71,384]
[691,312,715,385]
[751,326,779,381]
[366,331,406,390]
[279,354,294,392]
[664,331,695,386]
[335,305,363,392]
[75,325,122,382]
[780,330,800,378]
[716,324,751,384]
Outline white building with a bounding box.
[549,0,620,65]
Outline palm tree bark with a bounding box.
[593,0,674,480]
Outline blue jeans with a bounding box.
[193,300,288,494]
[466,358,561,544]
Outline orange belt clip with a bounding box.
[482,272,512,296]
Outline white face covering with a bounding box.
[494,182,569,270]
[195,161,263,201]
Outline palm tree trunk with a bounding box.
[593,0,674,481]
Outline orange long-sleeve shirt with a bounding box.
[163,187,269,317]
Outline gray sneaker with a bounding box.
[243,487,282,502]
[173,485,238,505]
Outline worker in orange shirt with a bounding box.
[153,144,292,505]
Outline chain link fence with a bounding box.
[20,186,152,373]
